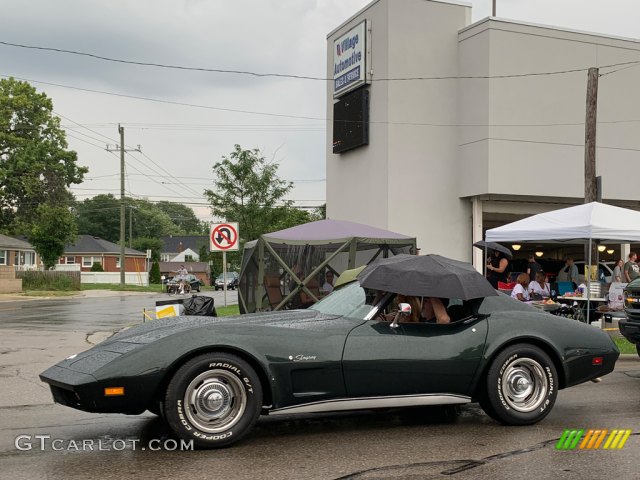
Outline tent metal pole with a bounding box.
[587,238,592,325]
[257,239,265,311]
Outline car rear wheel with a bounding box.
[636,343,640,358]
[164,353,262,448]
[479,343,557,425]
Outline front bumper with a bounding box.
[619,318,640,345]
[40,365,161,415]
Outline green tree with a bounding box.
[0,78,86,232]
[155,201,203,234]
[27,204,77,269]
[75,194,121,242]
[205,144,305,242]
[131,237,162,261]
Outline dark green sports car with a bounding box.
[40,282,619,449]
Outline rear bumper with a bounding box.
[564,349,619,388]
[40,365,161,415]
[619,318,640,345]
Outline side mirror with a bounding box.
[390,302,411,328]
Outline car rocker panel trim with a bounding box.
[268,393,471,415]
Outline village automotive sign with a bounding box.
[333,20,367,97]
[210,223,239,251]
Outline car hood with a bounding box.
[103,309,352,347]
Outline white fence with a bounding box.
[81,272,149,286]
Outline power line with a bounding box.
[2,39,640,80]
[1,74,325,121]
[7,73,640,128]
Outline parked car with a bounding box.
[619,278,640,357]
[573,261,615,284]
[215,272,239,290]
[166,274,202,293]
[40,268,618,449]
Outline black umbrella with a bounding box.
[357,254,498,300]
[473,241,513,259]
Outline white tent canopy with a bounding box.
[485,202,640,244]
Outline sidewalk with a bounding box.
[0,289,158,302]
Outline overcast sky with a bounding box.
[2,0,640,222]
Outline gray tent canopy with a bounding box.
[239,219,416,313]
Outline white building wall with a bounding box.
[458,19,640,200]
[327,0,472,259]
[328,3,640,264]
[326,0,390,231]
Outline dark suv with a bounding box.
[619,278,640,357]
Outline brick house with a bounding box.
[59,235,146,272]
[0,233,40,270]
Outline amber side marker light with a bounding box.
[104,387,125,396]
[592,357,603,366]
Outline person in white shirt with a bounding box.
[322,270,335,294]
[511,273,530,302]
[529,271,550,298]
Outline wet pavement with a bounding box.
[0,291,639,479]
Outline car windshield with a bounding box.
[309,282,377,320]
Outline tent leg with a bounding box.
[587,238,592,326]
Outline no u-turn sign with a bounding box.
[210,223,239,251]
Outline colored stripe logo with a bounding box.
[556,429,632,450]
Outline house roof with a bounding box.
[65,235,146,256]
[0,233,34,250]
[160,235,209,253]
[158,261,209,273]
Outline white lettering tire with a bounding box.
[479,344,557,425]
[164,353,262,448]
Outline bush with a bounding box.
[90,262,104,272]
[150,260,161,284]
[18,271,80,291]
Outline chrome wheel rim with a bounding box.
[501,358,548,413]
[184,370,247,433]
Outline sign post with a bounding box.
[210,222,240,308]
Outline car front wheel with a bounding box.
[163,353,262,448]
[636,343,640,358]
[479,343,557,426]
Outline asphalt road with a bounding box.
[0,292,639,480]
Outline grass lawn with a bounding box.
[21,290,78,297]
[612,335,638,354]
[82,283,165,293]
[217,305,240,317]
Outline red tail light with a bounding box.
[592,357,603,366]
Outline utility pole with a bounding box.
[492,0,496,16]
[106,126,141,285]
[129,205,133,248]
[583,67,600,324]
[584,67,599,204]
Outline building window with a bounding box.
[116,257,121,269]
[66,256,76,264]
[185,255,194,262]
[0,250,6,265]
[82,256,102,267]
[25,252,35,265]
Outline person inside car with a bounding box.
[379,294,421,323]
[421,297,451,324]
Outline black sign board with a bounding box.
[333,87,369,154]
